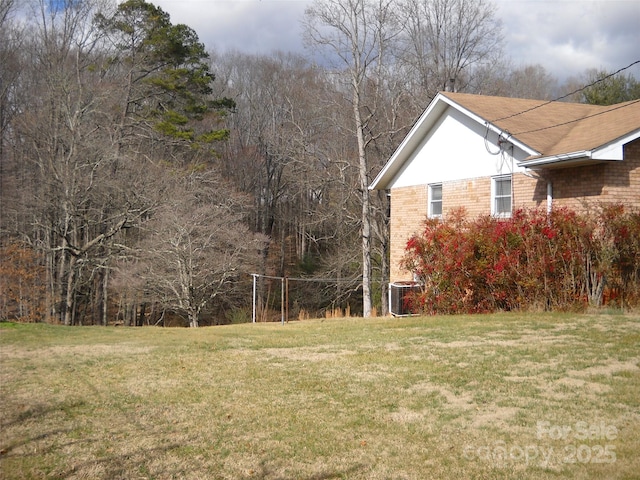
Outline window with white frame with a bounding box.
[429,183,443,218]
[492,175,512,217]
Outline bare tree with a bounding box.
[303,0,401,317]
[400,0,503,98]
[0,0,21,158]
[131,167,265,327]
[2,0,231,326]
[480,63,558,100]
[0,0,24,240]
[6,0,137,325]
[212,51,347,316]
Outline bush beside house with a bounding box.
[402,205,640,314]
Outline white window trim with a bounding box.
[428,183,443,218]
[491,175,512,218]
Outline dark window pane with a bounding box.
[495,196,511,214]
[495,178,511,196]
[430,184,442,216]
[431,185,442,201]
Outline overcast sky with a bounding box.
[153,0,640,82]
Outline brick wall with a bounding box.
[441,178,490,217]
[620,139,640,207]
[533,139,640,211]
[389,185,427,282]
[389,174,540,281]
[389,141,640,282]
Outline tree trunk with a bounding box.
[354,89,373,318]
[102,267,109,326]
[63,256,77,326]
[189,310,199,328]
[138,301,146,326]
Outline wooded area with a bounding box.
[1,0,638,326]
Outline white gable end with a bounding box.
[389,106,530,189]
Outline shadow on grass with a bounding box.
[239,458,367,480]
[0,400,87,430]
[0,400,87,457]
[52,443,185,479]
[0,400,188,478]
[0,428,76,458]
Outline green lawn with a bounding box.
[1,312,639,479]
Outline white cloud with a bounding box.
[153,0,640,80]
[496,0,640,79]
[154,0,310,54]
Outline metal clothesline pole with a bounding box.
[250,273,368,324]
[281,277,285,325]
[251,273,257,323]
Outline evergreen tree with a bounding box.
[582,69,640,105]
[95,0,233,148]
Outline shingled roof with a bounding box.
[442,92,640,159]
[370,92,640,190]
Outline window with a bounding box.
[429,184,442,218]
[492,175,512,217]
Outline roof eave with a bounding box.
[518,151,594,169]
[369,94,449,191]
[519,128,639,170]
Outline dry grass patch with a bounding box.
[1,312,639,479]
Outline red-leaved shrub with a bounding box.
[402,205,640,314]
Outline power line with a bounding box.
[512,98,640,136]
[491,60,640,123]
[252,273,362,284]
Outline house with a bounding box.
[369,92,640,285]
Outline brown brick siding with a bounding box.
[441,178,490,217]
[389,140,640,282]
[389,185,427,282]
[527,139,640,211]
[390,174,540,281]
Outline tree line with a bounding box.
[1,0,638,326]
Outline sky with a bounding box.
[152,0,640,82]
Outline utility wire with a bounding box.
[252,273,364,283]
[512,98,640,136]
[491,59,640,123]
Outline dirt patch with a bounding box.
[471,406,520,429]
[384,342,403,352]
[388,407,426,424]
[554,377,612,393]
[262,347,356,363]
[0,343,154,360]
[409,381,475,410]
[427,332,582,349]
[509,360,554,377]
[568,358,639,377]
[428,339,484,349]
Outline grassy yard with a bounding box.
[1,312,639,479]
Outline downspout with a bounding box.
[510,147,514,213]
[547,182,553,214]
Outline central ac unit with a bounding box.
[389,281,422,316]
